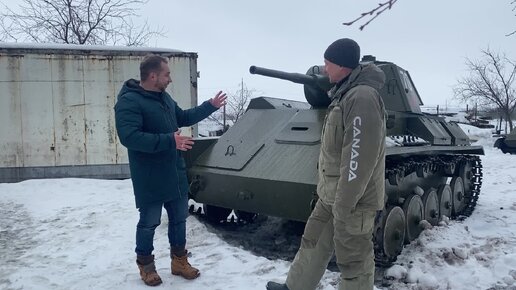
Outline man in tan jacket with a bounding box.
[266,38,386,290]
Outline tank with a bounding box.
[184,55,484,266]
[494,130,516,154]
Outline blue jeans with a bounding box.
[135,194,188,256]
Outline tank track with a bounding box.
[460,155,483,217]
[374,154,483,267]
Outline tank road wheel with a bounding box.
[235,210,258,223]
[202,204,232,222]
[380,206,406,260]
[450,177,466,216]
[402,194,424,243]
[422,188,439,226]
[437,184,453,219]
[459,161,473,194]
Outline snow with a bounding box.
[0,42,183,53]
[0,178,296,290]
[198,119,225,137]
[1,126,516,290]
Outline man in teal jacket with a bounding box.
[115,54,226,286]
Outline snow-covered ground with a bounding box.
[1,124,515,290]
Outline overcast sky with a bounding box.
[137,0,516,108]
[2,0,515,108]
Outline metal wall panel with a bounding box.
[168,57,195,137]
[19,55,55,167]
[0,56,23,167]
[189,57,199,136]
[51,55,86,166]
[169,57,192,109]
[83,56,117,165]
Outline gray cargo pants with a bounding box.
[285,200,376,290]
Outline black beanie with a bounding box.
[324,38,360,69]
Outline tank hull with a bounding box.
[188,150,481,222]
[190,172,315,222]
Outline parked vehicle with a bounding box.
[494,130,516,154]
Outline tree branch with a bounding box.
[343,0,398,30]
[207,82,255,127]
[508,0,516,36]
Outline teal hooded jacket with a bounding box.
[115,79,217,208]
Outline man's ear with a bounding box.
[149,71,157,80]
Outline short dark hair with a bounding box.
[140,54,168,81]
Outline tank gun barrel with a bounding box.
[249,66,319,86]
[249,65,332,108]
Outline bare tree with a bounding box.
[342,0,398,31]
[208,80,255,128]
[454,48,516,132]
[0,0,164,46]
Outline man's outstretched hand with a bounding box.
[209,91,227,108]
[174,130,194,151]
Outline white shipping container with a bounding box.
[0,43,199,182]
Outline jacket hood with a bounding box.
[331,63,386,98]
[117,79,160,100]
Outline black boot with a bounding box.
[266,281,289,290]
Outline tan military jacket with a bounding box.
[317,63,386,213]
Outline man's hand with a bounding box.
[209,91,227,108]
[174,130,194,151]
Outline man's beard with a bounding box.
[156,81,168,92]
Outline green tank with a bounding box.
[184,55,484,266]
[494,130,516,154]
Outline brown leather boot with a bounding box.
[171,250,200,279]
[136,255,162,286]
